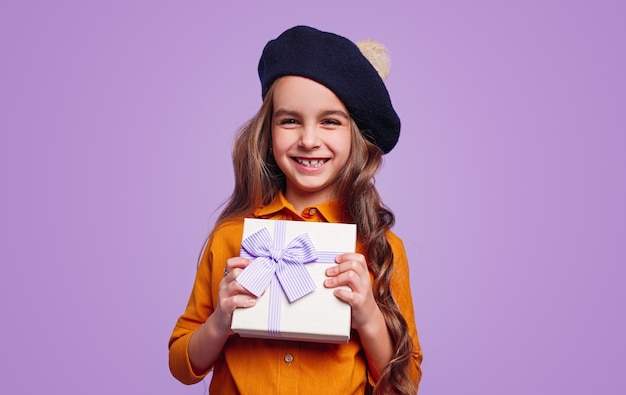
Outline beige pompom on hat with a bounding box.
[357,39,391,81]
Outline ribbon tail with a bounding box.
[276,258,317,302]
[235,257,276,297]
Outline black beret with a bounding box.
[258,25,400,154]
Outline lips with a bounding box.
[295,158,328,168]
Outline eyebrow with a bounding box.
[274,108,350,120]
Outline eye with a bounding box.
[321,118,341,126]
[278,118,298,125]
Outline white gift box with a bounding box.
[231,218,356,343]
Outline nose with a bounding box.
[298,124,321,149]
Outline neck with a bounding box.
[284,189,336,213]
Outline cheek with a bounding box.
[272,130,297,153]
[331,134,352,160]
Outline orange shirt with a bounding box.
[169,192,422,394]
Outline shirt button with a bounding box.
[308,208,317,216]
[284,353,294,363]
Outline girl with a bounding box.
[169,25,422,394]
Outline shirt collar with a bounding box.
[254,191,347,223]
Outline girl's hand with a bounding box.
[324,253,380,331]
[214,257,257,335]
[324,253,394,380]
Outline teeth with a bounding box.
[297,158,326,167]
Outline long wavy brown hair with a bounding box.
[216,85,416,394]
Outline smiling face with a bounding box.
[271,76,352,212]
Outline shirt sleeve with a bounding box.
[168,221,243,384]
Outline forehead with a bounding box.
[272,76,348,112]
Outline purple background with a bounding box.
[1,1,624,394]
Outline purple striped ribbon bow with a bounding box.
[237,221,318,303]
